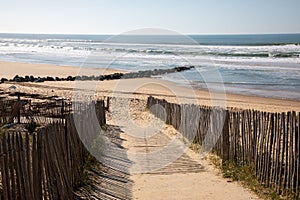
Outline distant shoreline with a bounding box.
[0,60,124,79]
[0,61,299,113]
[1,33,299,101]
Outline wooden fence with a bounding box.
[0,95,72,126]
[147,96,300,198]
[0,100,106,200]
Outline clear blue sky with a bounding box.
[1,0,300,34]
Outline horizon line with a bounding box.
[0,32,300,36]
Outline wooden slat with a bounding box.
[9,134,17,200]
[146,97,300,197]
[31,134,38,199]
[18,133,30,200]
[290,112,295,192]
[0,136,9,200]
[283,112,290,193]
[222,110,230,163]
[296,112,300,198]
[278,112,285,193]
[270,113,278,187]
[25,133,33,200]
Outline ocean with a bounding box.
[0,33,299,100]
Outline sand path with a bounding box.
[106,97,260,200]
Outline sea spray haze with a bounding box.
[71,29,226,173]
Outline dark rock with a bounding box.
[99,75,105,81]
[1,78,8,83]
[94,76,100,80]
[66,76,75,81]
[35,77,45,83]
[81,76,89,81]
[112,73,123,79]
[47,66,193,83]
[13,75,21,82]
[105,74,114,80]
[46,76,55,81]
[24,76,30,82]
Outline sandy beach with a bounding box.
[0,61,299,113]
[1,61,299,199]
[0,61,123,79]
[2,1,300,199]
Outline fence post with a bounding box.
[61,99,64,124]
[106,97,110,112]
[96,100,106,126]
[222,110,230,164]
[17,93,21,124]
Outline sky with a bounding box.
[1,0,300,35]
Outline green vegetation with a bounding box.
[189,143,296,200]
[77,152,98,189]
[76,136,104,189]
[209,155,295,200]
[189,141,201,153]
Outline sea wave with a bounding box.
[1,36,300,59]
[0,34,300,100]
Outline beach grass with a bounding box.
[207,154,296,200]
